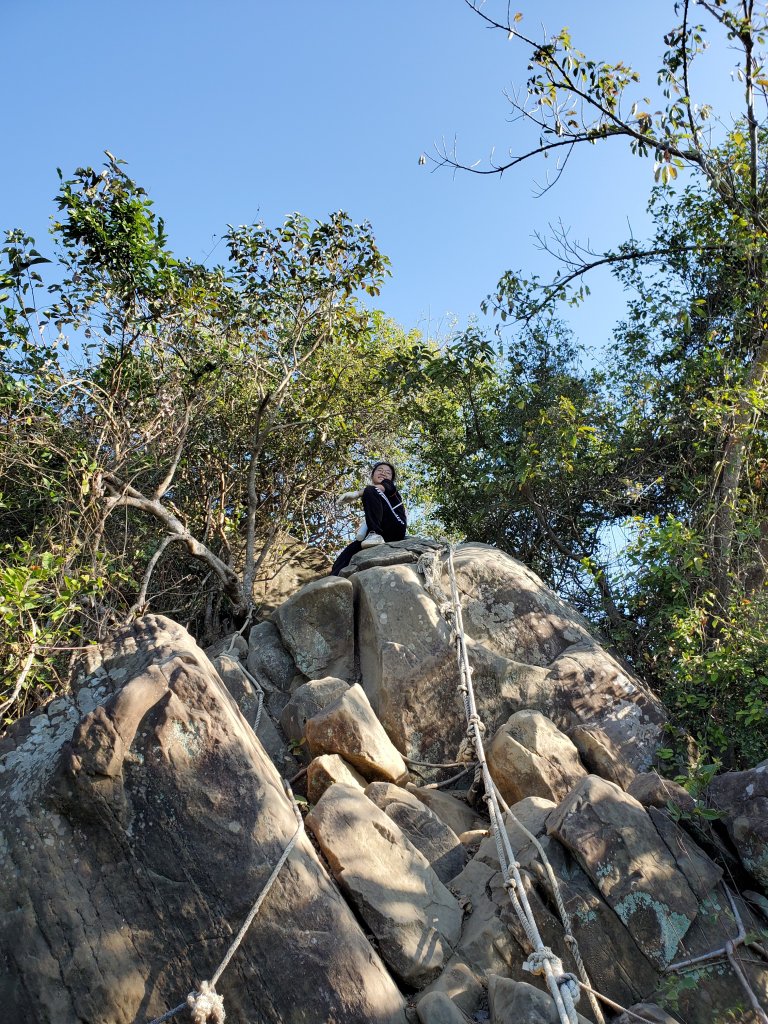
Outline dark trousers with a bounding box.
[330,486,406,575]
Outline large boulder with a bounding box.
[354,544,666,778]
[354,563,463,762]
[547,775,701,970]
[487,709,587,805]
[306,784,463,987]
[0,615,407,1024]
[708,760,768,891]
[449,544,667,775]
[305,683,408,783]
[272,576,354,680]
[246,620,297,691]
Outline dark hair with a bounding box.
[371,460,396,482]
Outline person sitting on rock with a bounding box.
[330,461,407,576]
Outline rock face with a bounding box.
[0,615,407,1024]
[709,760,768,890]
[4,541,768,1024]
[548,776,702,970]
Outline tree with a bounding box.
[1,157,416,725]
[413,0,768,767]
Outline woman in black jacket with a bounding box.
[330,461,407,576]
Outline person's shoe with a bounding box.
[354,522,368,542]
[361,532,384,548]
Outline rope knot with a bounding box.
[558,972,581,1005]
[187,981,225,1024]
[456,737,476,763]
[522,946,564,978]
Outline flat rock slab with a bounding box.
[547,775,699,969]
[306,784,462,987]
[305,683,408,783]
[366,781,467,883]
[342,536,443,576]
[487,709,586,805]
[272,576,354,680]
[0,615,408,1024]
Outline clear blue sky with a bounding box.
[2,1,743,350]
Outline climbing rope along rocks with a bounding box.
[146,781,304,1024]
[418,544,768,1024]
[418,545,590,1024]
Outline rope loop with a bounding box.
[187,982,225,1024]
[559,972,581,1005]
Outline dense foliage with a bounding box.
[408,0,768,770]
[1,158,417,724]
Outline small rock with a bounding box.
[487,709,586,805]
[569,722,637,789]
[628,772,695,815]
[306,684,408,783]
[415,991,468,1024]
[417,958,485,1018]
[306,754,367,803]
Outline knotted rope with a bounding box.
[187,982,225,1024]
[420,544,582,1024]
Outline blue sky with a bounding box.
[2,1,744,352]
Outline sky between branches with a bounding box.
[2,0,744,353]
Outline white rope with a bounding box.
[420,544,768,1024]
[146,780,304,1024]
[435,545,579,1024]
